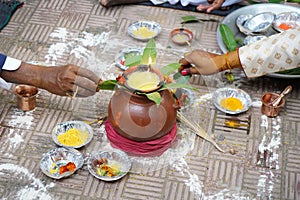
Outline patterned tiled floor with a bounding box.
[1,1,300,199]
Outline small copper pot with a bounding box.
[14,85,38,111]
[261,92,285,117]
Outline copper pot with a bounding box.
[107,65,180,142]
[14,85,38,111]
[261,92,285,117]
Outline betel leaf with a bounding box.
[181,16,198,24]
[161,83,198,91]
[219,24,237,52]
[276,67,300,75]
[145,92,162,105]
[124,55,142,67]
[160,63,180,76]
[98,80,118,90]
[141,38,156,65]
[173,72,190,84]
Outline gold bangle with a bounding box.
[225,52,232,71]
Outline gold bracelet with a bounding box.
[225,52,232,71]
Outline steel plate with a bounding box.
[216,3,300,78]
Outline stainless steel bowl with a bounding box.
[40,147,84,179]
[52,120,94,149]
[87,149,131,181]
[273,12,300,32]
[213,87,252,115]
[127,21,161,41]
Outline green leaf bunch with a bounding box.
[99,38,197,105]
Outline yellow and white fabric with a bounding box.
[239,28,300,78]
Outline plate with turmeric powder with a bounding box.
[40,147,84,179]
[52,120,94,149]
[213,87,252,115]
[128,21,161,41]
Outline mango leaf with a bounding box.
[181,16,198,24]
[219,24,237,52]
[161,83,198,91]
[173,72,190,84]
[98,80,118,90]
[268,0,282,2]
[160,63,180,76]
[145,92,162,105]
[141,38,156,65]
[124,55,142,67]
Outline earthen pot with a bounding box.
[107,65,180,142]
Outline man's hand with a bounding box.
[40,64,102,97]
[1,63,102,97]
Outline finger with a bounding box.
[206,5,219,13]
[74,75,98,93]
[196,4,209,11]
[207,0,223,12]
[179,58,191,66]
[77,68,100,85]
[76,86,96,97]
[189,67,201,74]
[59,80,75,94]
[181,67,201,75]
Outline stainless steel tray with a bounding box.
[217,3,300,78]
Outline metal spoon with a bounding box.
[271,85,292,107]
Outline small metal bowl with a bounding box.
[52,120,94,149]
[114,47,143,70]
[40,147,84,179]
[87,149,131,182]
[14,85,38,111]
[243,35,266,45]
[128,21,161,41]
[273,12,300,32]
[170,28,193,45]
[236,14,253,35]
[213,87,252,114]
[244,12,275,33]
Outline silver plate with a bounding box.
[40,147,84,179]
[213,87,252,115]
[114,47,143,70]
[128,21,161,41]
[52,120,94,149]
[87,149,131,181]
[216,3,300,78]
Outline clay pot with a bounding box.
[107,65,180,142]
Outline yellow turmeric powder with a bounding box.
[220,97,243,111]
[132,27,156,38]
[57,128,88,147]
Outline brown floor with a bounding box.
[1,0,300,199]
